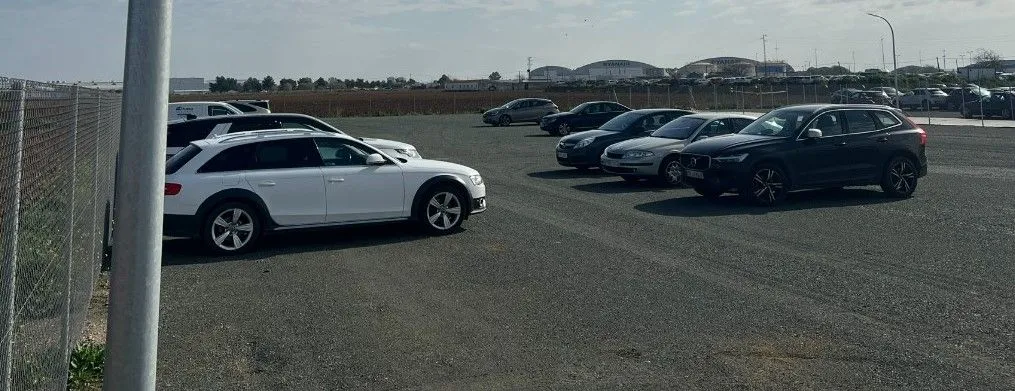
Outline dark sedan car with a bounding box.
[482,98,559,126]
[679,104,927,205]
[961,92,1014,119]
[555,109,694,170]
[944,87,990,111]
[540,101,631,136]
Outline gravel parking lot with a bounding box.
[157,114,1015,390]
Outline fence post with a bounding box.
[712,84,717,110]
[628,87,633,108]
[59,86,80,376]
[90,94,102,300]
[1,80,26,391]
[105,0,172,390]
[667,85,671,108]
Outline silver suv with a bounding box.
[483,98,559,126]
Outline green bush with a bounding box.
[67,341,105,391]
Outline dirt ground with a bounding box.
[82,273,109,343]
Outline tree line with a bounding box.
[209,75,458,93]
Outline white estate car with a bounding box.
[163,129,486,253]
[165,113,421,160]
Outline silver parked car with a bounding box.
[600,113,757,185]
[483,98,559,126]
[898,88,948,109]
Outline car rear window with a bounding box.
[166,144,201,174]
[227,102,259,113]
[871,111,902,129]
[167,121,216,148]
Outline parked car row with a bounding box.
[164,106,485,254]
[168,99,272,121]
[499,100,929,206]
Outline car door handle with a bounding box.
[258,181,276,187]
[327,177,345,183]
[836,141,847,146]
[876,137,889,143]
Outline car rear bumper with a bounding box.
[163,214,198,238]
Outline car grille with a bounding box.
[679,154,711,170]
[606,152,624,159]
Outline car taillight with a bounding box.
[165,183,182,195]
[916,128,927,145]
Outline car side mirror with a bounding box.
[366,153,387,165]
[805,129,823,139]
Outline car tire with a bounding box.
[693,184,723,200]
[741,164,789,206]
[556,122,571,136]
[498,115,511,127]
[418,186,467,235]
[621,175,640,183]
[655,157,684,187]
[201,202,262,254]
[880,156,918,198]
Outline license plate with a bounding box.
[685,170,704,179]
[557,152,568,158]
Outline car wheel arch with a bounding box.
[196,189,276,229]
[411,175,472,221]
[749,158,794,190]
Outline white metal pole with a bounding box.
[1,80,26,391]
[104,0,173,390]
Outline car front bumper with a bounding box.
[599,155,659,176]
[556,148,599,167]
[681,163,750,192]
[540,120,558,131]
[471,197,487,214]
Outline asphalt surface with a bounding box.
[158,114,1015,390]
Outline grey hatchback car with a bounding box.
[483,98,560,126]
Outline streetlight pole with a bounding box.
[868,13,898,105]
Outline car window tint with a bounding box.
[252,139,323,170]
[167,122,216,147]
[208,105,233,116]
[198,144,256,173]
[702,120,734,137]
[811,113,844,136]
[844,110,878,133]
[871,111,901,128]
[314,138,371,166]
[731,118,754,130]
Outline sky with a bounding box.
[2,0,1013,82]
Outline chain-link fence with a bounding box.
[0,78,120,390]
[180,79,1014,123]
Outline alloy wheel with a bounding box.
[426,192,462,230]
[751,168,785,204]
[557,123,570,136]
[210,208,254,251]
[889,160,916,194]
[664,160,683,186]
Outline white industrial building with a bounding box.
[529,60,665,82]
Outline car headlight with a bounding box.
[395,148,420,158]
[469,174,484,186]
[713,153,749,163]
[623,150,654,159]
[574,137,595,149]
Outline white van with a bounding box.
[168,102,243,121]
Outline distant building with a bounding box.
[529,60,665,82]
[444,79,544,91]
[676,57,795,78]
[958,60,1015,81]
[170,77,208,94]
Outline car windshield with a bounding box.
[650,117,706,139]
[598,111,644,131]
[738,109,811,137]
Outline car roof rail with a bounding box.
[215,128,326,143]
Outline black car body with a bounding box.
[961,92,1014,119]
[944,87,990,111]
[678,104,928,205]
[555,109,694,169]
[540,101,631,136]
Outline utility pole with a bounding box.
[527,57,533,79]
[851,51,856,73]
[761,34,768,77]
[813,48,818,69]
[881,37,887,71]
[942,50,947,70]
[105,0,173,390]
